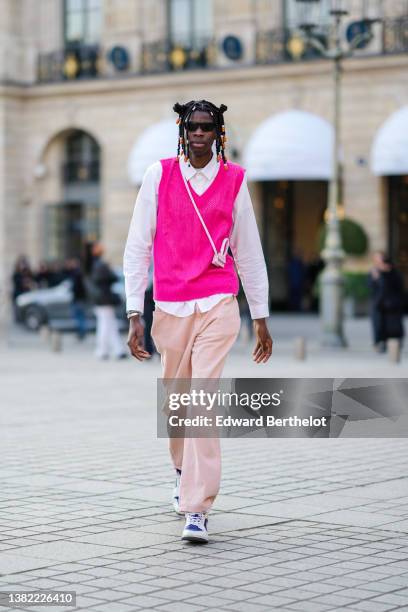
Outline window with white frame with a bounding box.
[284,0,332,29]
[64,0,102,47]
[168,0,213,48]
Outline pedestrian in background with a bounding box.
[35,261,53,288]
[65,258,88,341]
[288,248,306,312]
[369,251,405,353]
[11,256,34,320]
[47,261,64,286]
[91,242,127,360]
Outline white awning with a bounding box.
[244,110,333,181]
[371,106,408,176]
[127,119,178,185]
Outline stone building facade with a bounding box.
[1,0,407,317]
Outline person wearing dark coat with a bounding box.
[65,258,87,340]
[91,242,126,359]
[35,261,53,288]
[288,249,306,312]
[12,256,34,321]
[12,256,34,299]
[368,251,405,353]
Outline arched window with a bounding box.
[44,130,101,261]
[63,131,99,183]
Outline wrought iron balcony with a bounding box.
[256,17,408,64]
[255,26,331,64]
[37,44,100,83]
[140,37,217,74]
[36,17,408,84]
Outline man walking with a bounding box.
[91,242,127,360]
[124,100,272,543]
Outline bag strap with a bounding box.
[181,172,219,257]
[181,172,229,265]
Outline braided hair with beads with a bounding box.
[173,100,228,168]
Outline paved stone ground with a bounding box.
[1,316,408,611]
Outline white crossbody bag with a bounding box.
[182,173,230,268]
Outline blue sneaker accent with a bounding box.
[185,524,203,532]
[182,512,209,543]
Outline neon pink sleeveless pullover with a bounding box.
[153,157,245,301]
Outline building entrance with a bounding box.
[262,180,327,311]
[388,175,408,305]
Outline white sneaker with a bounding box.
[182,512,209,543]
[173,469,184,516]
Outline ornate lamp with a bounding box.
[293,0,379,346]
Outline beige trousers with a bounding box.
[151,295,241,512]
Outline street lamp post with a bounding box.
[319,6,347,348]
[295,0,375,347]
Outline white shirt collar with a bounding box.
[179,152,219,181]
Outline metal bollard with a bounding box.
[51,330,62,352]
[387,338,401,363]
[294,336,306,360]
[40,324,50,343]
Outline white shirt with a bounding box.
[123,154,269,319]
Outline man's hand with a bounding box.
[252,318,273,364]
[127,316,151,361]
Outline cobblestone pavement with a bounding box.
[1,317,408,611]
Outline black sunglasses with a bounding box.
[186,121,216,133]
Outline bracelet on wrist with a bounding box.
[127,311,142,320]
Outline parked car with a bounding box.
[15,270,126,331]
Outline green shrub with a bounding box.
[317,218,368,256]
[313,271,370,301]
[343,272,370,300]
